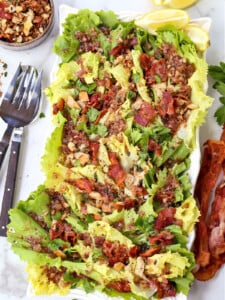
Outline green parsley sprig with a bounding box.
[208,62,225,125]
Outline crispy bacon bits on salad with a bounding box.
[7,9,213,300]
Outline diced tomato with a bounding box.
[72,178,94,194]
[108,152,127,187]
[134,101,156,127]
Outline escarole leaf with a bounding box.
[179,44,213,148]
[41,122,65,180]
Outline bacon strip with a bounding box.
[194,140,225,218]
[194,257,223,281]
[194,216,210,267]
[193,137,225,280]
[208,184,225,258]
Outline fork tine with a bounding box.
[27,71,42,117]
[19,67,36,110]
[12,66,32,107]
[3,63,22,102]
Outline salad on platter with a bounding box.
[7,7,213,300]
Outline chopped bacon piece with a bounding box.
[94,236,105,247]
[149,231,174,247]
[108,152,127,187]
[53,98,65,115]
[148,139,162,156]
[44,266,68,285]
[101,201,124,213]
[95,182,118,201]
[108,280,131,293]
[129,245,141,258]
[89,92,102,110]
[140,246,161,257]
[140,53,168,85]
[110,44,128,56]
[110,36,137,57]
[134,101,156,127]
[157,90,175,117]
[154,174,179,207]
[148,277,176,298]
[124,198,136,210]
[89,141,100,164]
[156,280,176,298]
[78,232,92,246]
[108,114,126,136]
[70,178,94,194]
[154,207,178,231]
[139,53,153,69]
[131,186,149,197]
[49,220,77,246]
[146,58,168,85]
[102,240,129,266]
[94,108,108,124]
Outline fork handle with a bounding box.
[0,129,22,236]
[0,125,14,171]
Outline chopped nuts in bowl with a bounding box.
[0,0,54,50]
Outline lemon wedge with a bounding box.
[184,24,210,52]
[151,0,197,9]
[135,9,190,33]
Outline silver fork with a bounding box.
[0,64,35,171]
[0,66,42,236]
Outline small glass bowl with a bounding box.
[0,0,54,51]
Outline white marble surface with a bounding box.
[0,0,225,299]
